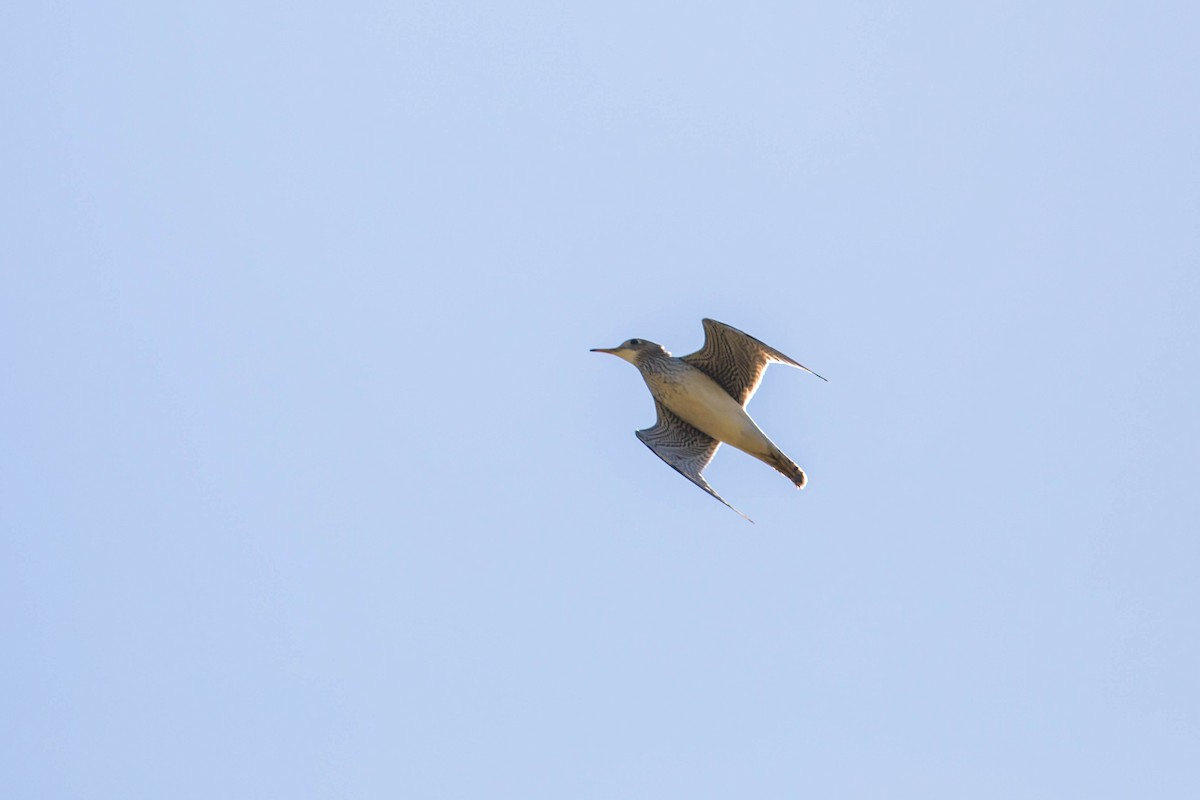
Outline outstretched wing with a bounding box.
[636,400,750,521]
[682,318,826,406]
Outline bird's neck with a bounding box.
[635,351,675,371]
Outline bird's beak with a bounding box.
[590,347,620,355]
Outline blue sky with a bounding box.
[3,2,1198,797]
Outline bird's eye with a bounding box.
[629,338,641,346]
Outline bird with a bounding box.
[591,318,825,520]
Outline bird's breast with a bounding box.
[645,365,773,455]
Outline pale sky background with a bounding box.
[3,2,1199,798]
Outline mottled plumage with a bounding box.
[592,319,825,520]
[635,400,734,517]
[683,318,825,405]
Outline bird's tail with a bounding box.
[765,446,807,490]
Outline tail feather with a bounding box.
[766,446,807,490]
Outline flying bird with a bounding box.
[591,319,825,520]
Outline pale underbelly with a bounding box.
[653,374,774,456]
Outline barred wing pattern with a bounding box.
[636,400,750,521]
[682,318,826,406]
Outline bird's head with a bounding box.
[590,338,668,365]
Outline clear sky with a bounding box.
[3,2,1198,797]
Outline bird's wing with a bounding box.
[636,401,751,521]
[681,318,826,406]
